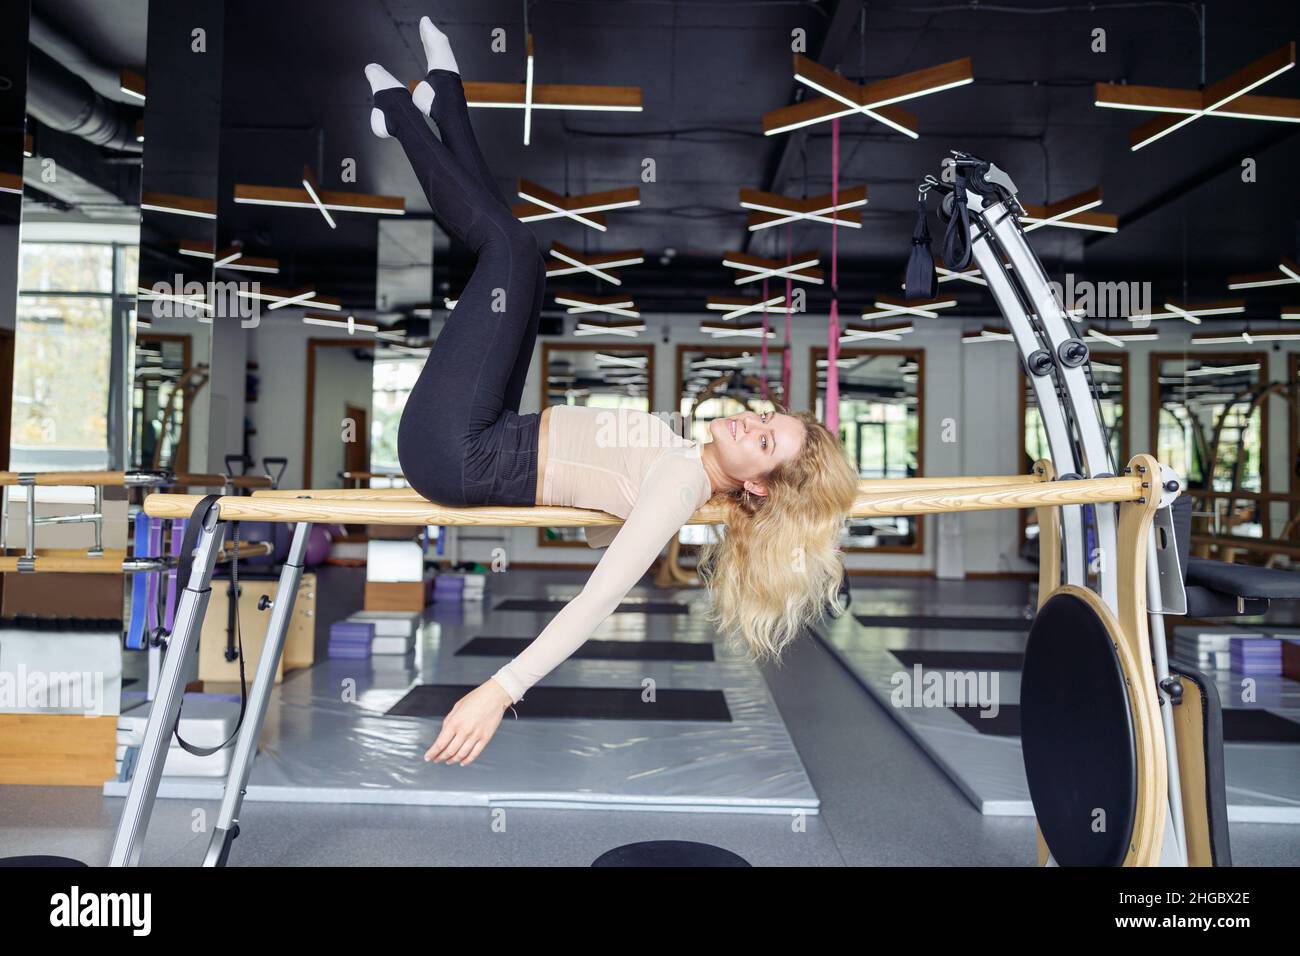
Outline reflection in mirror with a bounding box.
[1020,352,1127,552]
[305,339,375,489]
[1152,352,1268,540]
[812,348,922,552]
[0,0,30,473]
[540,343,653,546]
[134,0,222,477]
[0,1,146,709]
[131,332,198,470]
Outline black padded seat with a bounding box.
[1020,590,1137,866]
[591,840,751,867]
[1186,558,1300,601]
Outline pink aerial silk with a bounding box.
[782,224,792,403]
[825,117,841,435]
[759,276,771,401]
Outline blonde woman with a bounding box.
[368,17,859,768]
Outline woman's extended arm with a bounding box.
[423,450,707,765]
[490,451,709,704]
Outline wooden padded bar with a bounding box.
[0,541,272,573]
[0,471,127,486]
[145,475,1145,525]
[253,473,1045,501]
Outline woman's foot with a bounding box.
[365,63,405,138]
[413,15,459,116]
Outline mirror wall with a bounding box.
[811,348,922,553]
[2,0,146,637]
[1151,352,1269,540]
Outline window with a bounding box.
[13,242,135,471]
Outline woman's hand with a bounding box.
[424,678,515,766]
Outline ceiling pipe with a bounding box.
[28,13,141,106]
[26,45,141,153]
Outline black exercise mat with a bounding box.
[856,614,1030,632]
[1221,709,1300,744]
[458,636,715,662]
[948,704,1021,737]
[495,598,689,615]
[386,684,731,721]
[891,649,1025,671]
[948,703,1300,744]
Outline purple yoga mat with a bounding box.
[164,519,186,630]
[144,517,163,633]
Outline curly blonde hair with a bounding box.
[698,408,859,663]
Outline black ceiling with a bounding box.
[29,0,1300,319]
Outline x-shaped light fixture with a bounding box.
[572,317,645,338]
[513,179,640,232]
[962,326,1014,345]
[701,318,778,339]
[841,321,914,343]
[1136,299,1246,325]
[705,294,791,321]
[462,34,643,146]
[178,240,281,274]
[1083,327,1160,347]
[763,54,974,138]
[554,292,641,321]
[236,285,342,311]
[303,313,379,334]
[1192,327,1300,345]
[1095,42,1299,150]
[863,294,958,320]
[140,191,217,220]
[739,185,868,231]
[547,242,644,286]
[1018,187,1117,234]
[722,251,823,286]
[1227,257,1300,290]
[234,166,404,228]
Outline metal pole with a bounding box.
[109,508,226,867]
[202,521,312,867]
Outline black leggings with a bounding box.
[384,72,546,508]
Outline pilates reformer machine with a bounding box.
[106,152,1245,869]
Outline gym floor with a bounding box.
[1,568,1297,866]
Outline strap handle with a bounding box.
[165,494,249,758]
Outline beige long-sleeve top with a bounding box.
[489,405,713,705]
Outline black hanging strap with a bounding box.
[942,169,974,271]
[164,494,249,758]
[904,198,936,301]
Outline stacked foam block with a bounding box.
[433,572,486,604]
[348,610,419,655]
[328,619,374,659]
[116,694,238,779]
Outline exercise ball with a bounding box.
[0,856,87,867]
[591,840,751,867]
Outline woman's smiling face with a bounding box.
[707,410,806,493]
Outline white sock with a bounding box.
[412,81,435,117]
[419,16,459,74]
[365,63,404,138]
